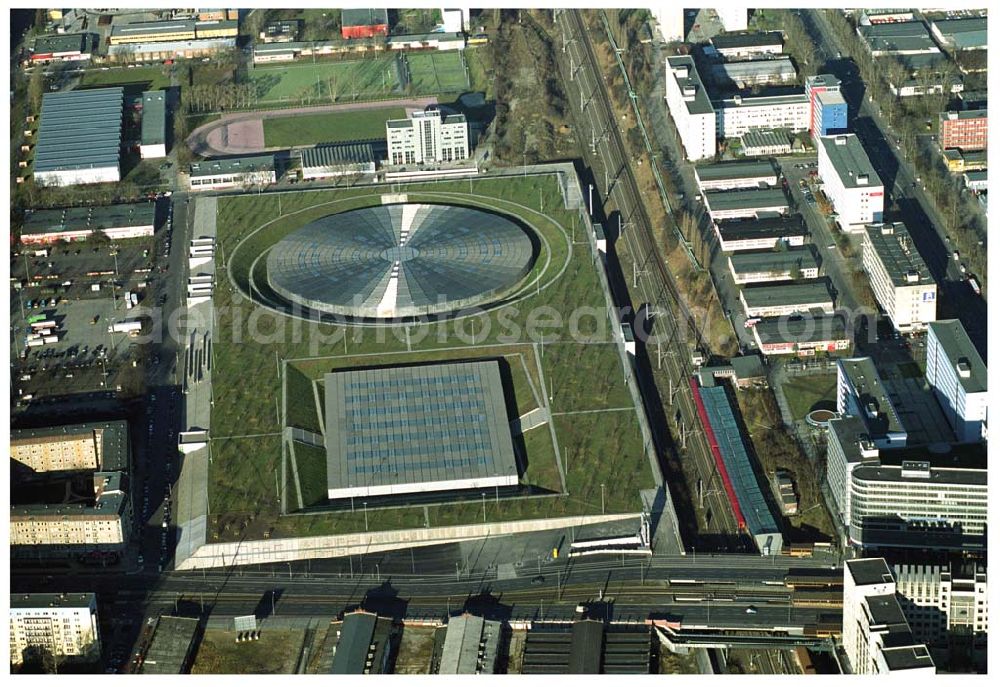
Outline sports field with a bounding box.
[262,106,405,147]
[250,56,402,104]
[208,176,655,540]
[404,51,469,94]
[79,65,172,91]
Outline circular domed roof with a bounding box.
[266,203,534,319]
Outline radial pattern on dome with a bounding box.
[266,203,534,319]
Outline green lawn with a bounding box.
[250,56,401,104]
[262,106,405,147]
[79,65,171,91]
[464,46,494,99]
[290,442,328,507]
[208,175,652,539]
[781,373,838,420]
[405,51,469,94]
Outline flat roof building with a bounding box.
[29,32,96,62]
[33,88,124,187]
[707,31,784,60]
[740,129,792,157]
[837,357,906,448]
[929,17,987,51]
[110,20,197,44]
[299,143,375,180]
[139,616,200,674]
[740,279,834,318]
[926,320,987,443]
[188,154,276,191]
[386,110,469,166]
[942,148,986,173]
[259,19,301,43]
[664,56,715,161]
[108,36,236,62]
[9,593,100,666]
[751,314,851,357]
[140,90,167,159]
[387,32,466,52]
[818,134,885,233]
[341,9,389,40]
[715,93,811,139]
[694,159,777,191]
[859,22,941,55]
[728,246,820,284]
[331,611,397,674]
[438,613,502,674]
[20,202,156,245]
[710,58,796,88]
[324,361,519,500]
[962,169,987,192]
[703,187,790,220]
[893,561,987,651]
[522,621,651,674]
[714,214,809,252]
[861,223,936,333]
[939,109,987,151]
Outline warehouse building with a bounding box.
[728,246,820,284]
[664,56,716,161]
[939,110,987,151]
[109,19,237,44]
[818,134,885,233]
[805,73,847,138]
[690,379,783,555]
[859,21,941,56]
[694,159,777,191]
[740,129,792,156]
[843,559,936,674]
[715,93,811,139]
[386,110,469,165]
[837,357,907,449]
[9,593,101,666]
[714,214,808,252]
[298,143,376,180]
[29,32,96,62]
[926,320,987,443]
[710,57,796,88]
[861,223,937,333]
[703,187,790,220]
[108,36,236,62]
[387,32,466,51]
[929,17,987,51]
[751,313,851,356]
[33,88,124,187]
[521,621,652,674]
[706,31,783,60]
[325,361,519,500]
[340,8,389,39]
[188,154,276,191]
[740,279,834,318]
[140,90,167,159]
[139,616,200,674]
[20,202,156,245]
[331,611,397,674]
[438,613,502,674]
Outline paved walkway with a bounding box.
[186,97,440,156]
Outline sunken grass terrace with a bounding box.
[208,175,653,541]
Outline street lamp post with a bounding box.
[600,483,606,515]
[363,501,368,531]
[481,492,486,523]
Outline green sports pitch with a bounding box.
[403,51,469,94]
[250,56,402,104]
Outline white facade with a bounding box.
[664,57,716,161]
[715,94,810,139]
[386,110,469,166]
[818,135,885,233]
[34,166,120,188]
[650,6,684,42]
[861,224,937,333]
[717,7,748,32]
[9,594,100,665]
[925,320,987,442]
[894,563,988,648]
[328,472,518,500]
[140,142,166,159]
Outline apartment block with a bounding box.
[861,223,937,333]
[9,593,101,666]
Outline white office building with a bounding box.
[861,223,937,333]
[818,134,885,233]
[894,562,988,649]
[386,110,469,166]
[925,320,987,442]
[650,7,684,42]
[714,93,810,139]
[843,559,936,674]
[694,159,777,191]
[837,357,906,448]
[9,593,101,666]
[664,56,716,161]
[716,7,749,32]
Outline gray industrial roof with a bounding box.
[716,93,809,109]
[740,129,791,151]
[930,17,987,50]
[729,246,819,275]
[694,160,776,183]
[9,593,96,610]
[929,320,986,394]
[332,612,379,674]
[22,202,156,236]
[341,8,388,27]
[34,88,123,174]
[853,461,986,487]
[697,384,782,549]
[267,203,534,319]
[324,360,518,497]
[816,89,846,107]
[141,90,166,147]
[704,187,789,212]
[667,56,714,116]
[819,135,881,190]
[439,614,501,674]
[742,279,834,309]
[846,558,895,586]
[10,421,130,472]
[806,73,841,89]
[716,215,807,240]
[713,58,796,80]
[839,357,904,437]
[863,223,932,287]
[31,32,93,56]
[189,154,274,177]
[109,37,236,56]
[139,616,200,674]
[880,645,935,671]
[859,21,939,53]
[111,20,195,38]
[753,314,849,343]
[711,31,783,50]
[300,143,375,169]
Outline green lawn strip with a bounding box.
[262,106,405,147]
[284,364,321,433]
[464,47,493,99]
[208,434,282,518]
[79,66,170,91]
[781,373,837,419]
[544,343,632,412]
[519,425,562,493]
[290,441,327,507]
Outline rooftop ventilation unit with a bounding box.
[956,359,972,378]
[905,270,920,283]
[835,135,848,145]
[857,174,869,185]
[866,401,879,419]
[901,460,931,478]
[682,84,697,101]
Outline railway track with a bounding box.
[551,9,740,539]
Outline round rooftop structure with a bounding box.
[265,203,535,320]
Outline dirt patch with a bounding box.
[208,119,266,154]
[394,626,439,674]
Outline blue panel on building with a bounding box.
[819,102,848,136]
